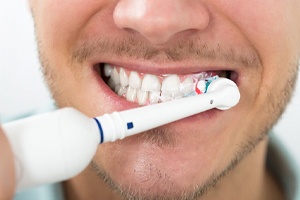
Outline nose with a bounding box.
[113,0,210,45]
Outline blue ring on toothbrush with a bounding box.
[93,118,104,144]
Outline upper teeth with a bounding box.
[103,63,216,105]
[141,75,161,92]
[119,68,129,87]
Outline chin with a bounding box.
[92,121,235,199]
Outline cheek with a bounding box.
[220,0,299,118]
[34,1,109,60]
[33,0,116,114]
[218,0,299,60]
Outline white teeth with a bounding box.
[114,84,121,93]
[141,75,161,92]
[160,91,172,102]
[160,91,183,102]
[161,75,182,102]
[149,91,160,104]
[104,64,113,77]
[119,68,129,87]
[172,92,183,99]
[108,78,116,90]
[129,71,142,89]
[117,86,128,96]
[180,77,194,95]
[104,66,215,105]
[126,87,137,102]
[137,90,148,105]
[161,75,180,94]
[111,68,120,85]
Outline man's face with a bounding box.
[29,0,300,199]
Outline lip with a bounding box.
[91,59,242,77]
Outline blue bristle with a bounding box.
[204,75,219,93]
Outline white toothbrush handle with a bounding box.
[96,78,240,143]
[2,108,100,191]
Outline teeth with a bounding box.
[103,65,219,105]
[172,92,183,99]
[117,85,128,96]
[104,64,113,77]
[160,91,172,102]
[160,91,183,102]
[161,75,180,94]
[137,90,148,105]
[126,87,137,102]
[108,78,116,90]
[149,91,160,104]
[120,68,129,87]
[129,71,142,89]
[160,75,182,102]
[180,77,194,95]
[114,84,121,93]
[141,75,161,92]
[111,68,120,85]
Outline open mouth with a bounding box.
[95,63,237,106]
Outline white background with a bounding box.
[1,1,299,160]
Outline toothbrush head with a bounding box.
[206,78,240,110]
[194,75,219,95]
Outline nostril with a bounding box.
[113,0,211,45]
[114,7,183,44]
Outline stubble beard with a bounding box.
[89,130,268,200]
[37,35,299,199]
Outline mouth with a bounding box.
[94,63,238,106]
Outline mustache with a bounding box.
[71,36,262,68]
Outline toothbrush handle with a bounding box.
[96,78,240,143]
[2,108,100,191]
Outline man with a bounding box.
[1,0,300,199]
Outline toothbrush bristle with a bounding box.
[204,75,219,93]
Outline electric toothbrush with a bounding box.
[2,78,240,191]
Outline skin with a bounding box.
[3,0,297,199]
[0,128,15,200]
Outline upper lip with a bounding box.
[92,59,240,76]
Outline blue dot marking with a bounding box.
[127,122,134,130]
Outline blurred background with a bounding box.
[0,1,299,161]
